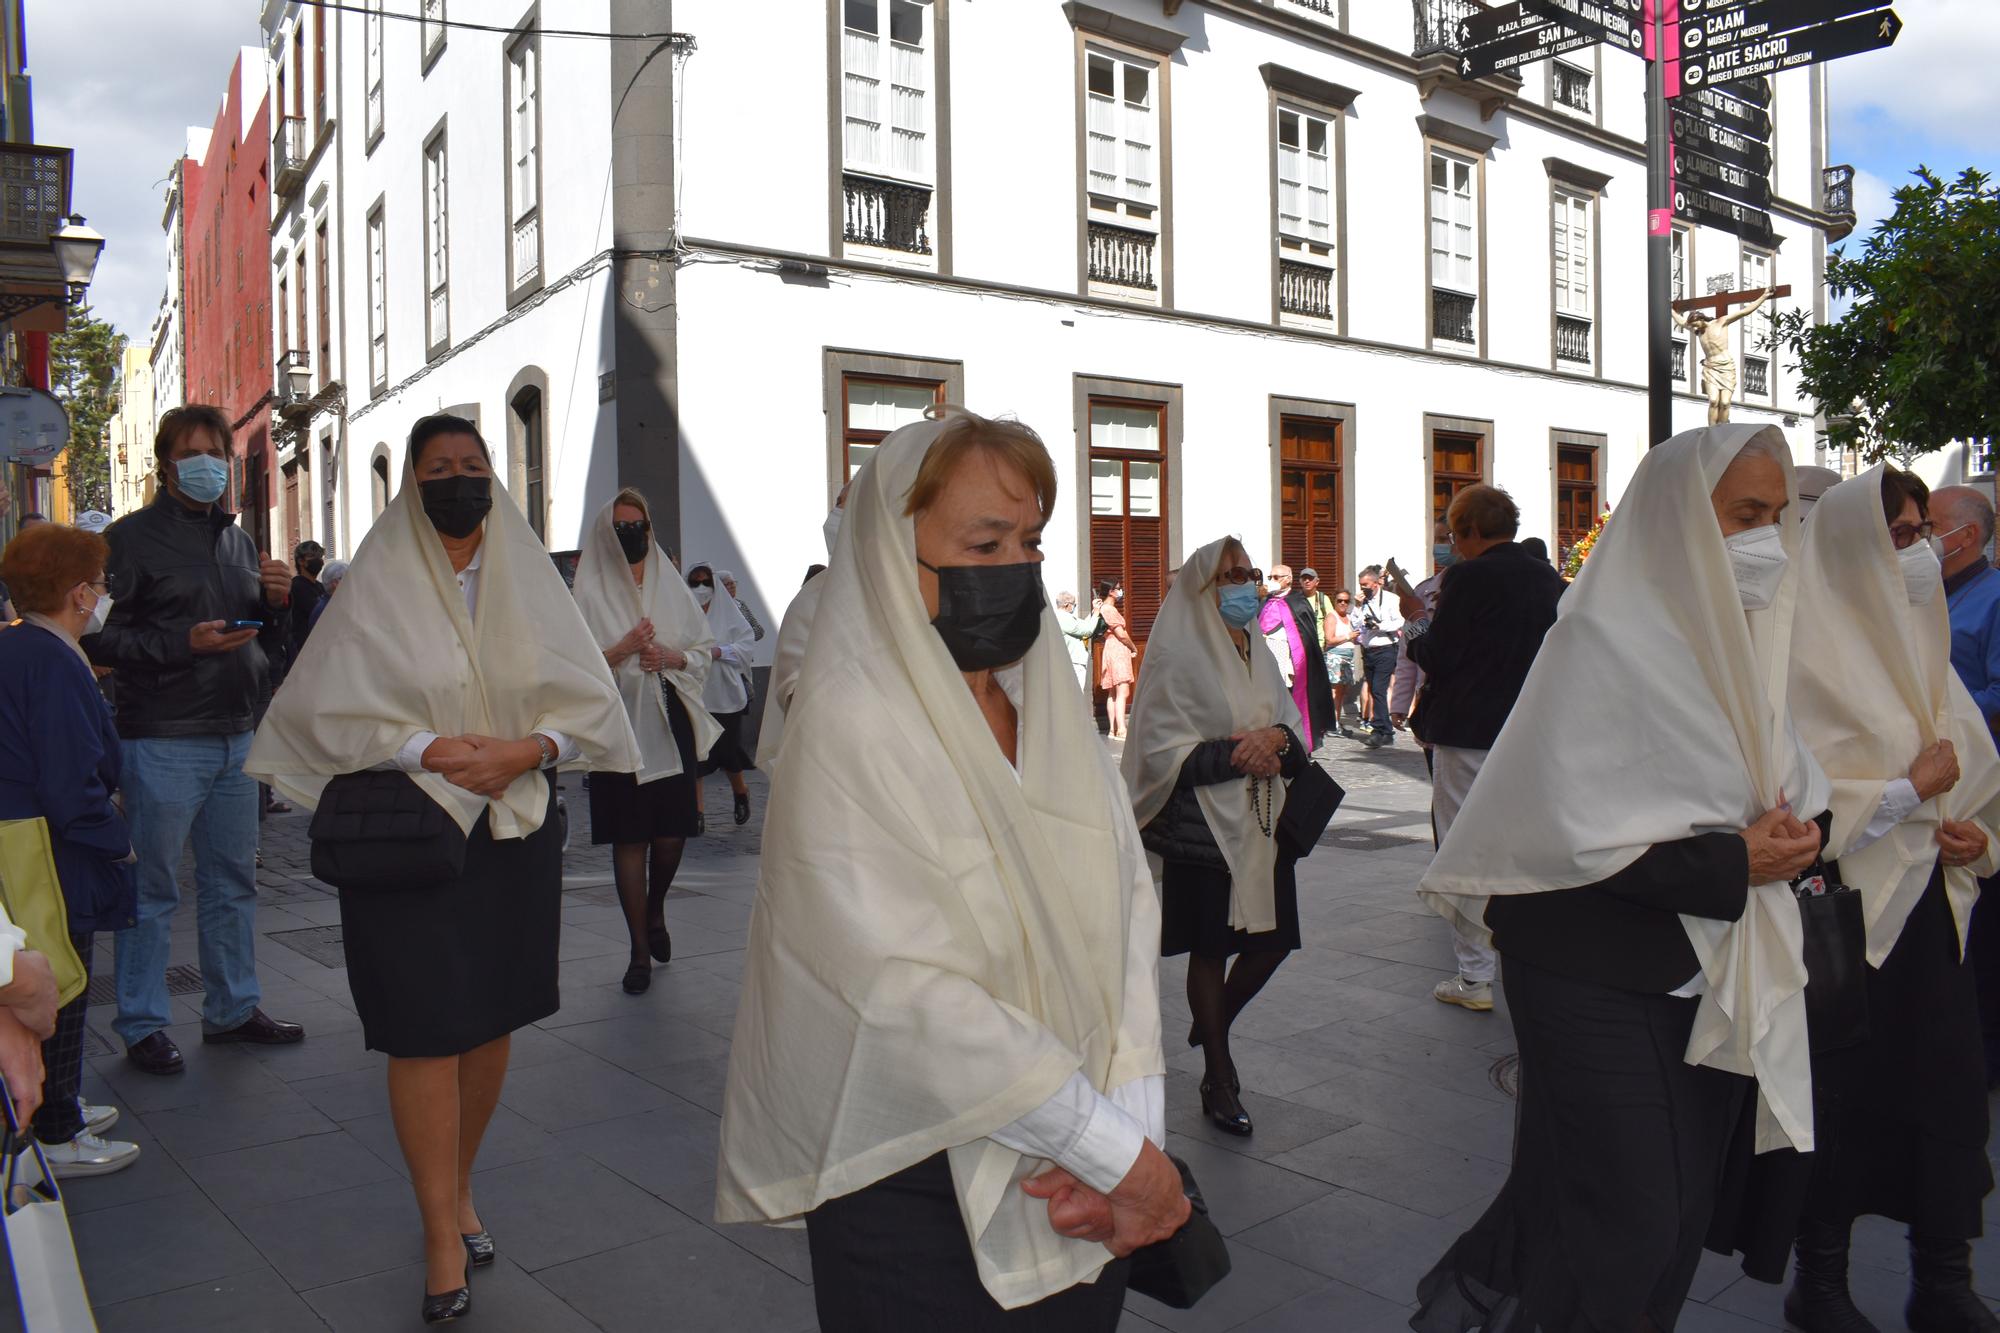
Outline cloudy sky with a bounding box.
[19,0,1999,347]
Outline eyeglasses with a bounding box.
[1888,520,1935,550]
[1215,566,1263,586]
[614,520,649,534]
[82,579,109,594]
[1333,597,1351,606]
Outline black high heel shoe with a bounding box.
[422,1286,471,1324]
[462,1231,495,1269]
[648,924,672,964]
[1200,1075,1252,1137]
[622,961,651,995]
[733,792,751,826]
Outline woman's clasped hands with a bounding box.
[1228,727,1288,779]
[422,734,547,798]
[1020,1139,1191,1256]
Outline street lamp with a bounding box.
[49,215,104,303]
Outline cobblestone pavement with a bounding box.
[15,736,1999,1331]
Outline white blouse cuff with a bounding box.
[988,1071,1156,1195]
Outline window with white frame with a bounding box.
[506,30,541,289]
[367,206,386,389]
[1552,59,1592,118]
[424,132,449,353]
[1086,49,1157,223]
[1276,105,1333,255]
[421,0,445,65]
[1741,246,1774,398]
[1671,224,1692,384]
[364,0,384,144]
[1553,187,1592,363]
[1429,148,1477,345]
[842,0,931,183]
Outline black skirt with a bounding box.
[700,709,754,775]
[1413,955,1747,1333]
[804,1153,1129,1332]
[1158,856,1300,960]
[1807,869,1992,1237]
[589,684,701,843]
[337,775,562,1058]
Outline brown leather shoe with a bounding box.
[125,1031,185,1075]
[202,1009,305,1046]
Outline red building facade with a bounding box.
[181,52,274,553]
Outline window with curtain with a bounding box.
[1276,105,1333,250]
[425,132,449,352]
[842,375,942,478]
[367,207,386,389]
[1088,399,1169,645]
[1429,149,1476,295]
[842,0,931,182]
[1086,50,1157,219]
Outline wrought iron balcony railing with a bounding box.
[1672,338,1688,382]
[1414,0,1486,56]
[1278,259,1332,319]
[1822,164,1855,219]
[1432,287,1476,345]
[273,116,309,197]
[842,174,933,255]
[1556,313,1592,364]
[1553,61,1593,114]
[0,145,71,250]
[1088,220,1156,291]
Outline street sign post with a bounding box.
[1672,84,1772,137]
[1670,111,1772,172]
[1674,147,1773,206]
[1678,0,1890,46]
[1680,7,1901,86]
[1457,7,1605,80]
[1518,0,1644,48]
[1674,182,1779,247]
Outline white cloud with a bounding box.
[1828,0,2000,154]
[24,0,257,342]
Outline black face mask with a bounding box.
[614,521,651,564]
[302,557,324,577]
[419,475,493,539]
[919,558,1045,671]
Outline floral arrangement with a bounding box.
[1561,509,1611,580]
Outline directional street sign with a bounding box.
[1674,182,1778,247]
[1457,14,1603,81]
[1715,76,1771,104]
[1670,110,1772,172]
[1672,85,1772,139]
[1679,8,1901,87]
[1674,146,1773,206]
[1518,0,1643,50]
[1458,1,1559,51]
[1678,0,1891,49]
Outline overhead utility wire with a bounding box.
[293,0,694,44]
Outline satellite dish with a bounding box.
[0,386,70,466]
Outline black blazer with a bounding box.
[1407,542,1565,751]
[1485,812,1830,993]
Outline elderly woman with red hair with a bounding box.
[0,523,138,1174]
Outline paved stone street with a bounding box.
[16,737,2000,1331]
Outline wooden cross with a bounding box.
[1672,284,1791,315]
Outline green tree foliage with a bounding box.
[50,304,125,514]
[1774,167,2000,461]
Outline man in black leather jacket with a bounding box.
[1406,484,1565,1014]
[82,405,305,1075]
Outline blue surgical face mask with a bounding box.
[1218,583,1261,628]
[172,454,230,504]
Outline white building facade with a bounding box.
[330,0,629,557]
[313,0,1845,668]
[264,0,348,557]
[666,0,1844,652]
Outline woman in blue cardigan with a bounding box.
[0,523,139,1176]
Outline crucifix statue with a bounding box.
[1671,285,1784,425]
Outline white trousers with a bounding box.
[1431,744,1498,984]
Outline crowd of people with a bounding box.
[6,400,2000,1333]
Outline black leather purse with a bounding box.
[1793,859,1869,1054]
[308,771,467,892]
[1126,1154,1231,1309]
[1276,762,1345,860]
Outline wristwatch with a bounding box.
[533,734,557,767]
[1274,729,1293,758]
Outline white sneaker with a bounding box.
[1433,976,1495,1012]
[77,1098,118,1135]
[42,1131,140,1178]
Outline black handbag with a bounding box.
[1793,859,1870,1054]
[308,770,467,892]
[1276,761,1345,859]
[1126,1154,1231,1309]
